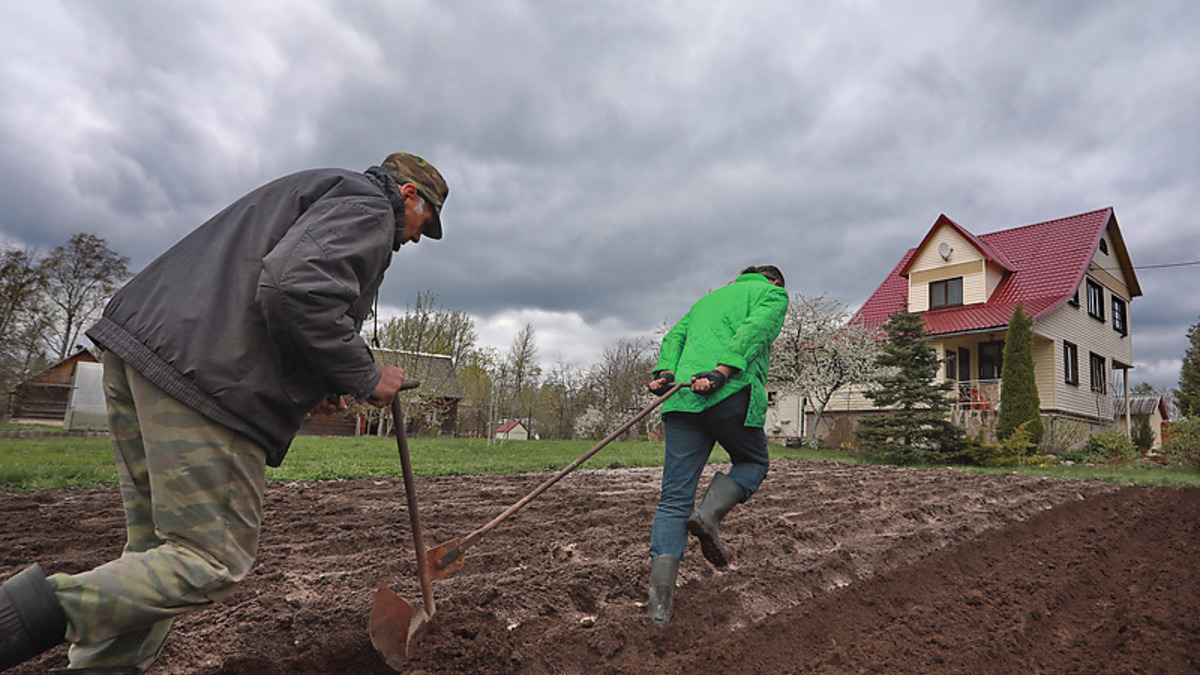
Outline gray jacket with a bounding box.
[87,167,407,466]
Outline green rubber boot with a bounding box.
[685,472,743,567]
[646,555,680,626]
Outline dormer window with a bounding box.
[1099,239,1109,255]
[929,277,963,309]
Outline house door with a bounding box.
[979,341,1004,380]
[953,347,971,401]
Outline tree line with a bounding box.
[376,290,887,442]
[370,291,664,440]
[8,230,1195,454]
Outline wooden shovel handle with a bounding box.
[428,382,685,577]
[392,383,434,617]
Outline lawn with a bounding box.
[1,433,1196,491]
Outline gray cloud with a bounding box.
[2,0,1197,390]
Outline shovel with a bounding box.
[424,381,684,581]
[369,380,434,670]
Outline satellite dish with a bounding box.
[938,242,952,260]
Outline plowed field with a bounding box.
[4,461,1198,674]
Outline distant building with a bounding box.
[299,348,464,438]
[7,348,101,428]
[494,419,529,441]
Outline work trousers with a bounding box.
[47,351,266,669]
[649,387,770,559]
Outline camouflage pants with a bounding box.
[47,351,266,669]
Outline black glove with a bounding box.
[690,369,727,395]
[650,370,675,396]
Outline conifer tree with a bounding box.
[996,303,1043,447]
[855,311,963,463]
[1179,318,1200,419]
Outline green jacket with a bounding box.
[655,273,788,426]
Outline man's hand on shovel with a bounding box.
[367,365,408,407]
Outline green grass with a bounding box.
[0,420,68,432]
[0,437,121,490]
[1,434,1196,491]
[951,462,1200,487]
[268,435,839,481]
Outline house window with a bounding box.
[1089,352,1106,393]
[1099,239,1109,255]
[1112,297,1127,335]
[1086,279,1105,321]
[1063,342,1078,385]
[767,390,778,408]
[929,277,963,309]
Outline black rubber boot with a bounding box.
[646,555,680,626]
[685,472,743,568]
[0,564,68,670]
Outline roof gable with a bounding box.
[854,207,1139,336]
[901,214,1015,276]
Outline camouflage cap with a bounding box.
[380,152,449,240]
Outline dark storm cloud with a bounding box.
[1,0,1197,387]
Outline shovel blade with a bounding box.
[369,584,431,670]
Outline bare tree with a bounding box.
[534,359,589,440]
[375,290,477,365]
[457,347,501,438]
[583,336,658,440]
[0,245,48,398]
[770,292,882,446]
[501,323,542,431]
[370,291,481,435]
[40,233,130,360]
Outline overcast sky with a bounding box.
[2,1,1197,391]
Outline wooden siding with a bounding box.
[906,224,986,313]
[1032,335,1057,411]
[985,261,1006,299]
[962,262,988,305]
[1033,289,1132,421]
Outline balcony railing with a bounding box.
[949,379,1001,426]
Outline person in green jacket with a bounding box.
[645,265,788,626]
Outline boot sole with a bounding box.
[686,518,728,568]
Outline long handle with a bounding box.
[435,381,685,571]
[392,382,434,618]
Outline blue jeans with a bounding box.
[649,387,770,559]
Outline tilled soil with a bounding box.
[3,460,1198,674]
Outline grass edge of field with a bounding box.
[2,433,1198,491]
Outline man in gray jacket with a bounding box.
[0,152,448,673]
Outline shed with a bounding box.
[299,348,465,438]
[7,349,100,425]
[1113,395,1170,451]
[494,419,529,441]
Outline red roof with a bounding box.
[496,420,526,433]
[854,208,1140,336]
